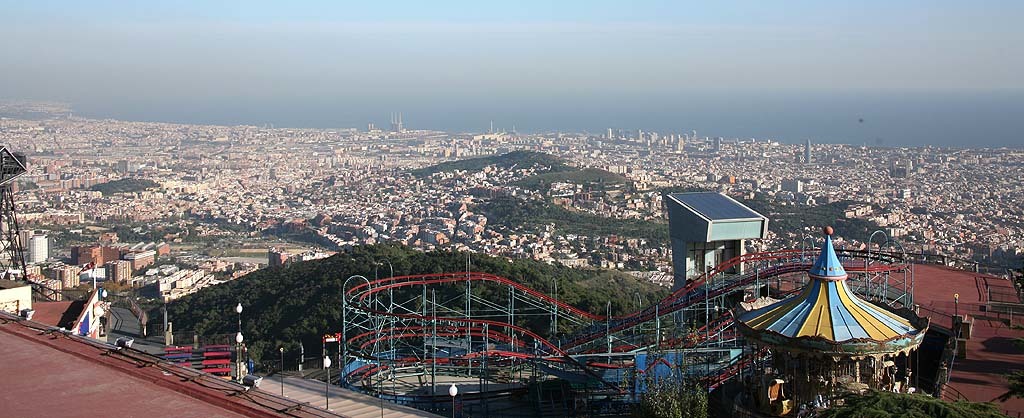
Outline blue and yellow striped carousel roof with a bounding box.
[737,230,916,342]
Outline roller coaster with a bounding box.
[336,247,915,415]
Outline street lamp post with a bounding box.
[235,331,244,382]
[235,303,244,382]
[235,303,243,332]
[954,293,960,334]
[323,356,332,410]
[448,383,458,418]
[279,347,285,396]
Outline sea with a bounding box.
[71,90,1024,149]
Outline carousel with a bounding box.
[735,227,929,416]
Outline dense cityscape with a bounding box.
[4,2,1024,417]
[3,109,1020,300]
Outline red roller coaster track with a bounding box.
[341,248,909,392]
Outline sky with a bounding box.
[1,1,1023,146]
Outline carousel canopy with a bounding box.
[737,228,917,342]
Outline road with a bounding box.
[106,306,165,355]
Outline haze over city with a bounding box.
[4,2,1024,418]
[2,1,1023,147]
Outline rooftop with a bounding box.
[667,192,764,221]
[912,264,1024,415]
[0,279,28,290]
[31,300,82,329]
[0,312,344,418]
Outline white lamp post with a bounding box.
[235,303,243,331]
[449,383,458,418]
[235,331,245,381]
[323,356,332,410]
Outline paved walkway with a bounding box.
[106,306,167,355]
[262,375,441,418]
[913,264,1024,416]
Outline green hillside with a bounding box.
[158,243,668,362]
[88,178,161,195]
[411,150,571,177]
[480,195,669,245]
[515,167,628,191]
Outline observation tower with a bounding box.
[735,226,929,415]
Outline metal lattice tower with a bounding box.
[0,146,28,280]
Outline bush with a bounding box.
[821,391,1009,418]
[634,381,708,418]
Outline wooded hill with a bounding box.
[158,243,668,363]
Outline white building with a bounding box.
[28,235,48,264]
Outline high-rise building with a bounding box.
[71,245,120,266]
[607,128,614,139]
[390,112,405,133]
[56,264,82,289]
[804,139,812,164]
[27,235,48,264]
[105,260,132,284]
[18,229,33,252]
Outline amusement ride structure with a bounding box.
[735,227,929,415]
[335,226,925,416]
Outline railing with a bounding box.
[915,304,955,331]
[940,383,1024,418]
[166,332,237,348]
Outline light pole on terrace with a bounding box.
[449,383,458,418]
[279,347,285,396]
[954,293,960,328]
[235,331,245,382]
[323,356,332,410]
[235,302,244,382]
[236,303,243,332]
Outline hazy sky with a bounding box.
[2,1,1023,143]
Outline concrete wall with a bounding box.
[0,285,32,314]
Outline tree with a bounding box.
[820,391,1008,418]
[634,380,708,418]
[996,371,1024,402]
[101,280,130,293]
[157,243,669,364]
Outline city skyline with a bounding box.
[2,1,1023,147]
[4,3,1024,416]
